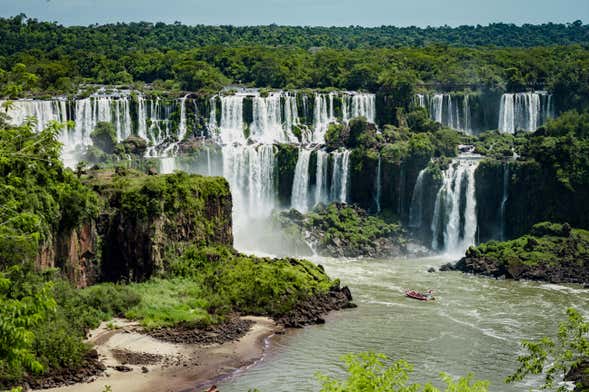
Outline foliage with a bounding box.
[0,267,55,377]
[317,352,489,392]
[467,222,589,268]
[0,17,588,111]
[90,122,117,154]
[0,122,98,267]
[325,123,349,150]
[168,245,333,318]
[506,308,588,391]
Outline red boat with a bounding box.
[405,289,435,301]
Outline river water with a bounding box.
[218,256,589,391]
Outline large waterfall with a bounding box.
[430,157,480,255]
[291,149,313,212]
[498,91,553,133]
[417,93,472,133]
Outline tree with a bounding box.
[506,308,589,391]
[90,122,117,154]
[316,352,489,392]
[0,267,56,375]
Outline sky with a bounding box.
[0,0,587,27]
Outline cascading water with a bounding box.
[500,163,510,241]
[250,93,298,144]
[330,150,350,203]
[409,169,426,228]
[218,95,245,144]
[430,157,480,255]
[418,93,472,133]
[498,91,553,133]
[177,94,189,141]
[374,155,382,213]
[314,150,330,206]
[342,93,376,124]
[291,149,312,212]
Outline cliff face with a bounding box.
[37,170,233,286]
[96,171,233,282]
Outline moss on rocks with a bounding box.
[444,222,589,284]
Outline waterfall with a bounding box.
[283,92,299,140]
[343,93,376,123]
[206,147,212,176]
[136,95,147,140]
[159,157,177,174]
[177,94,189,141]
[500,163,510,241]
[218,95,245,144]
[431,94,444,123]
[330,150,350,203]
[498,92,552,133]
[208,96,217,135]
[311,93,335,144]
[250,93,296,143]
[222,143,276,224]
[409,169,426,228]
[430,157,480,255]
[314,150,330,206]
[291,149,312,212]
[417,93,472,133]
[374,155,382,213]
[463,95,471,133]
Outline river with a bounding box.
[218,256,589,391]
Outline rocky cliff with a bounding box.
[442,222,589,284]
[37,169,233,286]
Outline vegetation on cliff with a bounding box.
[0,124,349,386]
[447,222,589,283]
[275,203,409,258]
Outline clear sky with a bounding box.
[0,0,587,27]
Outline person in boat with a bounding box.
[425,289,434,300]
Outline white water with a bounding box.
[330,150,350,203]
[177,94,189,141]
[291,149,312,212]
[498,91,553,133]
[409,169,427,228]
[218,95,246,144]
[314,150,330,206]
[418,93,472,133]
[374,155,382,213]
[431,157,481,255]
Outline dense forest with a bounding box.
[1,16,588,53]
[0,16,588,105]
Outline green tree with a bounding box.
[506,308,589,391]
[317,352,489,392]
[0,268,56,375]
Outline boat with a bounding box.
[405,289,435,301]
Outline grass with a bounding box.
[124,278,215,329]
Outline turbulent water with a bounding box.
[218,256,589,392]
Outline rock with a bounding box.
[427,267,436,273]
[114,365,133,372]
[141,366,149,373]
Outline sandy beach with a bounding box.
[44,316,277,392]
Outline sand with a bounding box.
[44,316,277,392]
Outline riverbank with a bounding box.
[43,316,278,392]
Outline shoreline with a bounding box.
[44,316,279,392]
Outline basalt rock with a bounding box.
[442,222,589,284]
[276,281,356,328]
